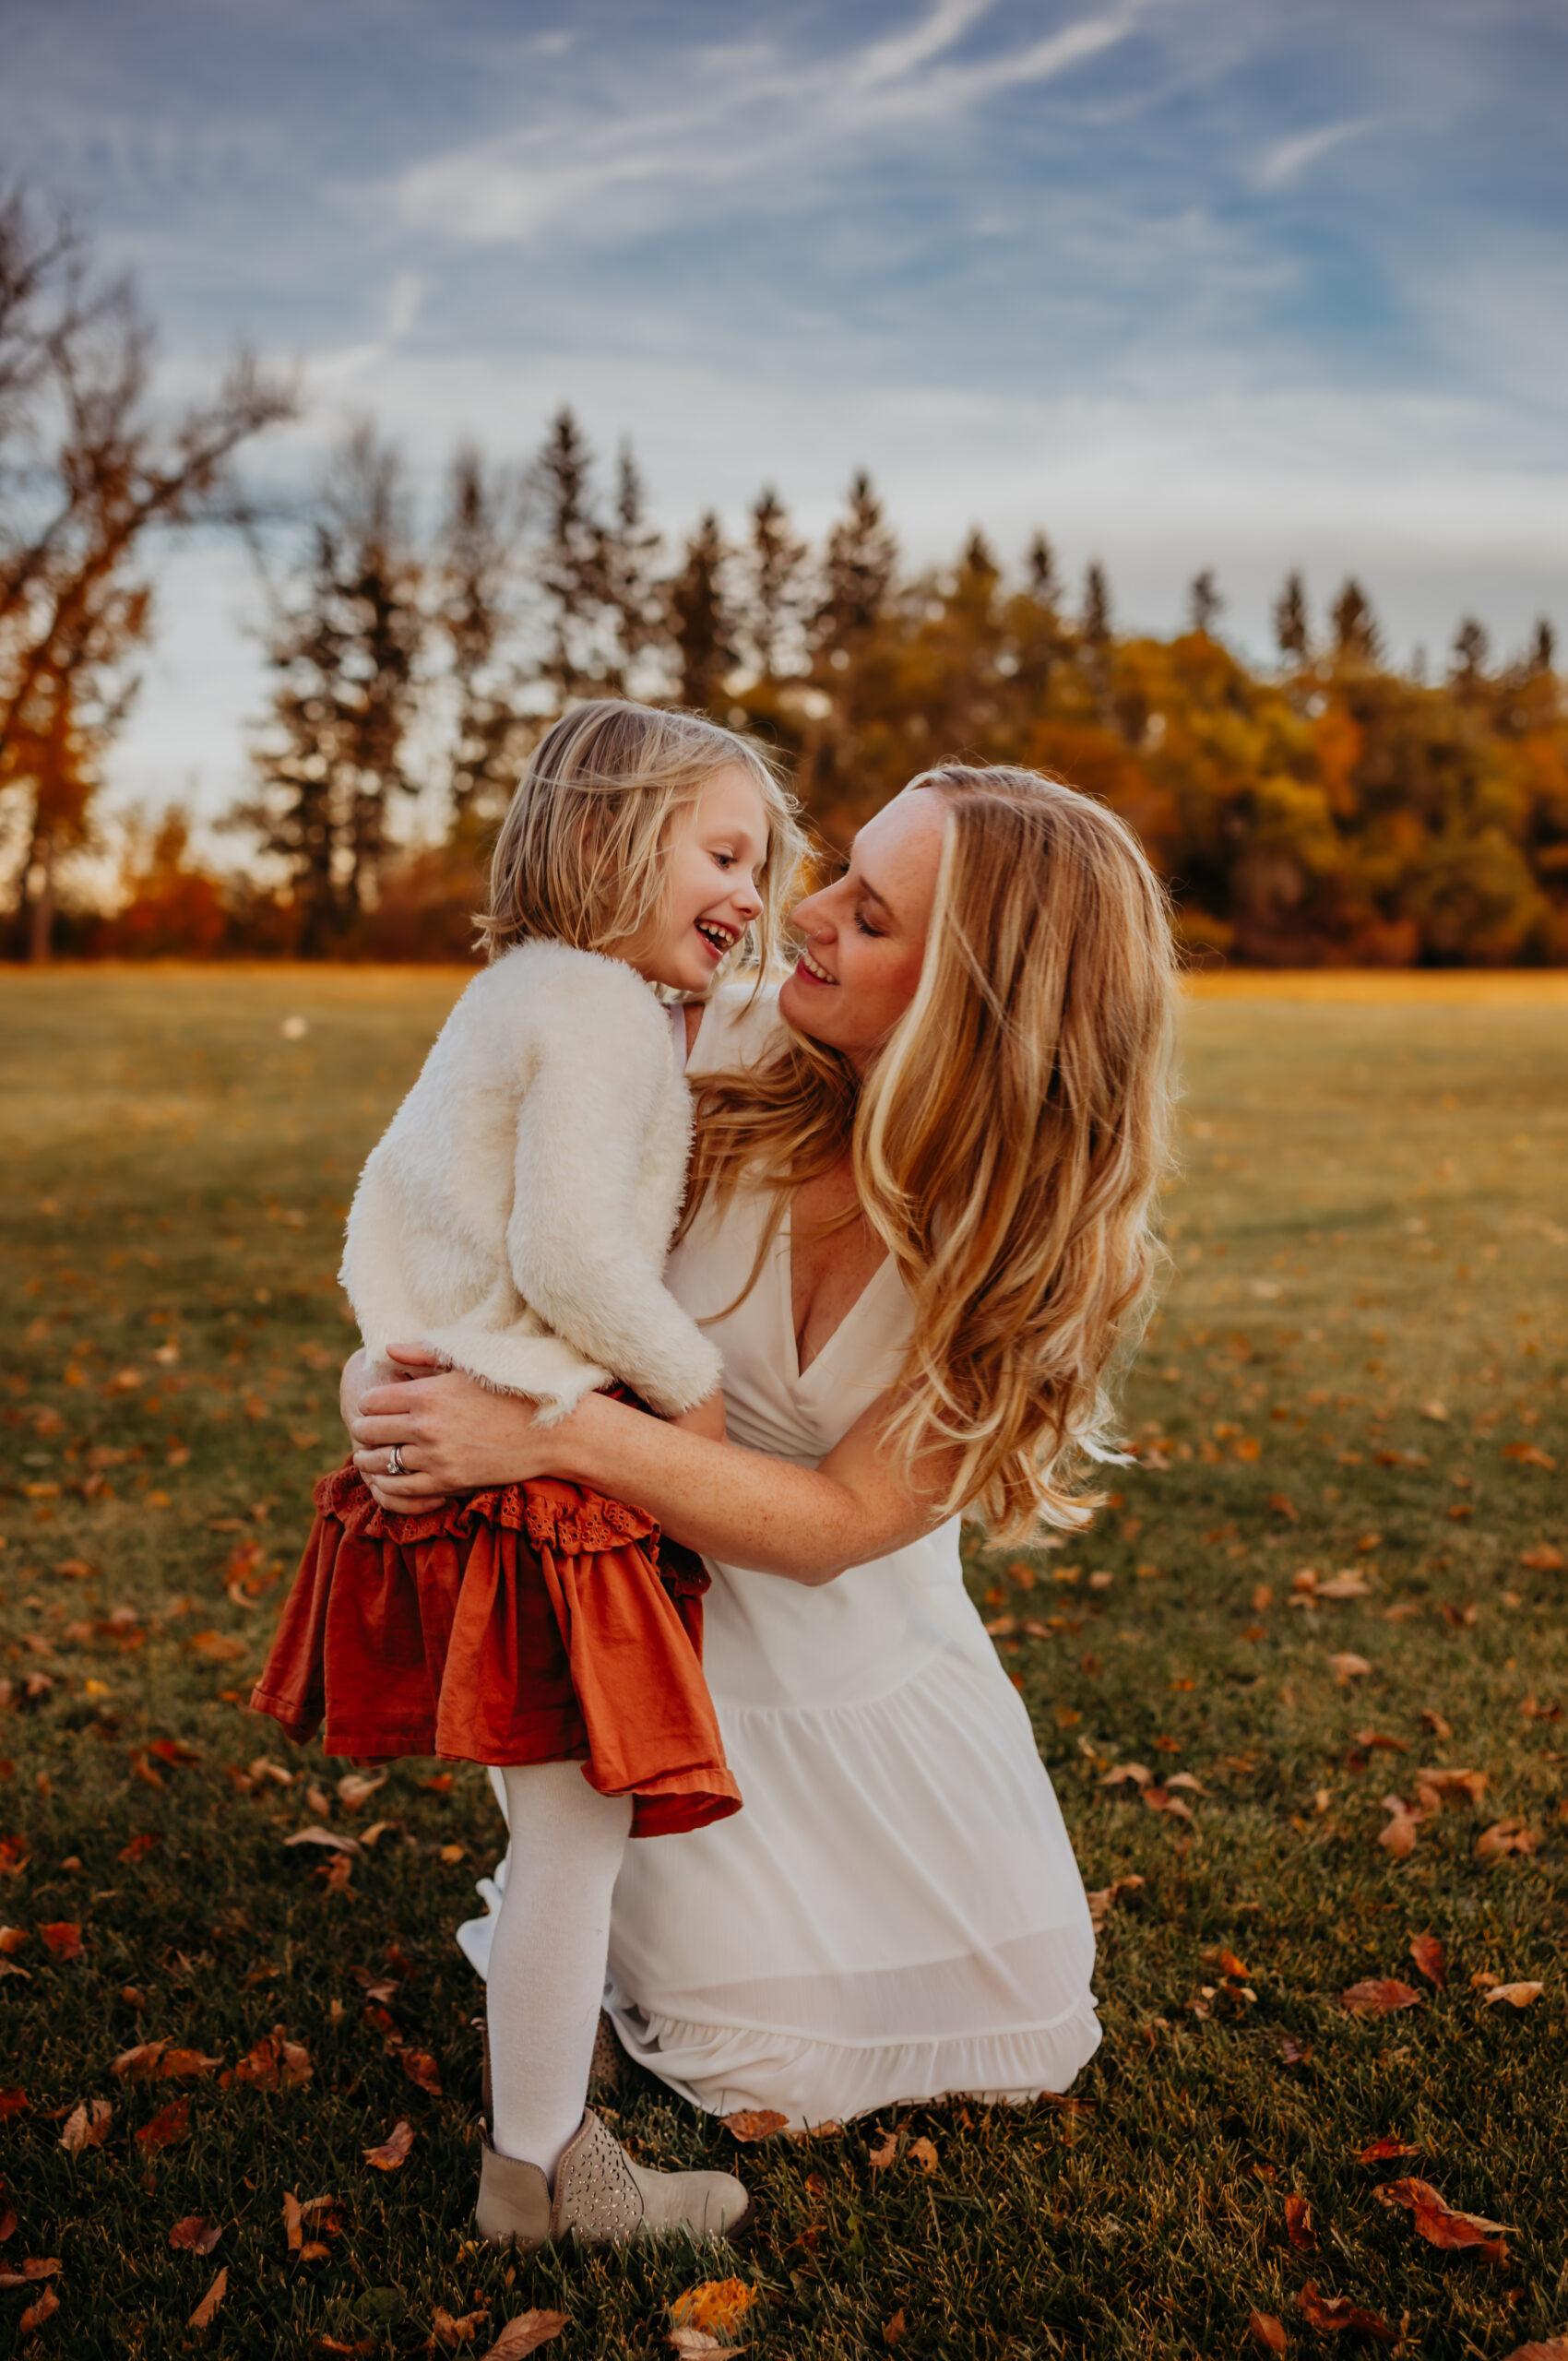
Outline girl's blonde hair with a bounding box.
[476,699,804,975]
[686,765,1178,1538]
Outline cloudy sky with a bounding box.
[5,0,1565,821]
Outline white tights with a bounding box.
[485,1762,632,2183]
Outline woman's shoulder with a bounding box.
[689,978,786,1079]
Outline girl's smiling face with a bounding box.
[625,763,770,996]
[779,787,949,1073]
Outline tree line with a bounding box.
[3,191,1564,967]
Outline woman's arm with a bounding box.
[346,1353,952,1584]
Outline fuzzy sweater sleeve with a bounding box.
[491,1014,721,1418]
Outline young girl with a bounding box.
[252,700,802,2249]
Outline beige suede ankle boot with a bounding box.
[475,2108,749,2249]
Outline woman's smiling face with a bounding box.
[779,787,949,1072]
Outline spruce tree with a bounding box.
[1273,572,1310,662]
[1188,567,1223,635]
[1331,578,1381,665]
[437,442,526,838]
[815,470,897,661]
[743,486,808,681]
[1081,560,1111,648]
[668,512,736,714]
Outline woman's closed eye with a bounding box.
[854,910,885,937]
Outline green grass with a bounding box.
[1,965,1565,2361]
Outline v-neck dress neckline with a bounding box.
[782,1203,897,1388]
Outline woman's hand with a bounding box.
[345,1342,582,1507]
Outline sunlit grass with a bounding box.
[1,967,1564,2360]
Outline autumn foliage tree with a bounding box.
[0,186,293,958]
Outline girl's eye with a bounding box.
[854,911,883,938]
[712,852,734,870]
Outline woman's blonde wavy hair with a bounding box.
[685,765,1178,1539]
[476,698,804,975]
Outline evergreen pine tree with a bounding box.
[1081,560,1111,648]
[815,470,897,661]
[437,442,527,837]
[1273,571,1310,662]
[599,441,663,692]
[244,424,425,952]
[668,512,736,713]
[1331,578,1381,665]
[743,486,809,680]
[533,406,607,705]
[1026,530,1059,605]
[1188,567,1223,635]
[1450,615,1490,682]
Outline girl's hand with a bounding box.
[346,1342,582,1503]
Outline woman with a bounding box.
[347,764,1176,2129]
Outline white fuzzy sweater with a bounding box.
[339,942,721,1422]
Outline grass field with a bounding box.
[1,966,1565,2361]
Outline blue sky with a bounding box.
[5,0,1565,821]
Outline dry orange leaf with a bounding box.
[670,2281,757,2335]
[1284,2193,1316,2250]
[1357,2135,1421,2162]
[59,2097,112,2153]
[1500,2343,1568,2361]
[0,2261,59,2291]
[1377,1801,1420,1859]
[401,2048,442,2096]
[1085,1874,1145,1933]
[1483,1981,1544,2009]
[224,2025,312,2091]
[478,2315,569,2361]
[284,1825,359,1855]
[1420,1708,1453,1738]
[1297,2283,1397,2342]
[1248,2313,1287,2356]
[170,2216,222,2254]
[189,2266,227,2330]
[722,2109,788,2143]
[362,2119,415,2170]
[1408,1933,1444,1988]
[433,2309,490,2348]
[136,2097,190,2151]
[883,2310,908,2349]
[1477,1818,1537,1861]
[1519,1544,1566,1572]
[1328,1652,1372,1682]
[1341,1977,1422,2017]
[18,2285,59,2336]
[668,2333,752,2360]
[1375,2176,1509,2262]
[39,1922,83,1961]
[336,1772,386,1811]
[908,2136,938,2176]
[0,2091,29,2119]
[0,1928,27,1954]
[866,2129,898,2169]
[1419,1767,1487,1808]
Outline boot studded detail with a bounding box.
[475,2108,749,2249]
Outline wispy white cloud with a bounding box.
[394,0,1153,245]
[306,269,426,388]
[1254,114,1382,190]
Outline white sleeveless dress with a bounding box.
[457,986,1100,2126]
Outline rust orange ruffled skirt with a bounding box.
[250,1462,741,1838]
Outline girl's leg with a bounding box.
[486,1762,633,2181]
